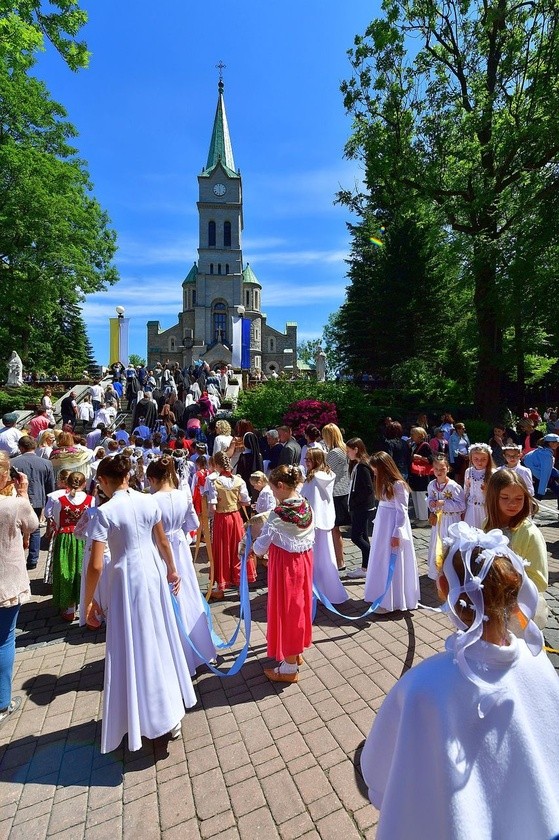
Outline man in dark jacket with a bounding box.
[12,436,55,569]
[277,426,301,466]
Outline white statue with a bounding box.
[7,351,23,386]
[315,347,327,382]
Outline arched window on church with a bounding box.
[245,290,250,308]
[218,263,222,275]
[225,264,229,274]
[169,336,176,352]
[254,291,259,309]
[210,263,214,274]
[208,220,216,247]
[213,302,227,344]
[268,337,275,353]
[224,221,231,247]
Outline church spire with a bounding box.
[204,64,236,175]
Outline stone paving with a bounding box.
[1,507,558,840]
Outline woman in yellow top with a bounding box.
[484,469,548,628]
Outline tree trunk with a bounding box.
[513,314,526,415]
[473,255,502,420]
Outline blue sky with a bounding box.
[34,1,380,364]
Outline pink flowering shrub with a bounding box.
[283,399,338,437]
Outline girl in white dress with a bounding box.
[146,456,216,675]
[300,450,347,605]
[76,486,111,629]
[84,454,196,754]
[364,452,419,612]
[426,456,465,580]
[464,443,495,527]
[361,522,559,840]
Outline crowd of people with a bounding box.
[1,394,559,836]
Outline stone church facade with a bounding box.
[147,80,297,374]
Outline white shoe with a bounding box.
[346,567,367,579]
[169,722,182,740]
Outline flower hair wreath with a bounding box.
[468,442,493,455]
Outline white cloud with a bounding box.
[115,236,199,267]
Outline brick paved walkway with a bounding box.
[1,508,558,840]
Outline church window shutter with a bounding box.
[208,220,216,247]
[224,221,231,247]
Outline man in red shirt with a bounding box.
[26,407,53,440]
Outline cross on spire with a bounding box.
[216,60,226,91]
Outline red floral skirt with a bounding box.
[212,510,256,589]
[267,544,313,661]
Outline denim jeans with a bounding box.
[0,604,20,709]
[350,505,374,569]
[26,507,42,567]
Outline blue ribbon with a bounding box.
[170,530,252,677]
[312,550,398,621]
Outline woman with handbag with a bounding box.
[408,427,433,526]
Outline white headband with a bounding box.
[442,522,543,717]
[468,442,492,455]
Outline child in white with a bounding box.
[147,457,216,674]
[76,489,110,628]
[464,443,495,527]
[426,456,465,580]
[361,522,559,840]
[499,444,535,495]
[364,452,419,611]
[250,471,276,514]
[300,450,347,605]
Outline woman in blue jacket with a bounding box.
[523,434,559,499]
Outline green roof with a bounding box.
[242,263,261,286]
[182,262,198,286]
[202,81,238,178]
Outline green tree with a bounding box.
[341,0,559,418]
[0,64,118,368]
[0,1,88,70]
[129,354,146,368]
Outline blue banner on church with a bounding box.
[241,318,251,370]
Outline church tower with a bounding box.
[147,75,296,375]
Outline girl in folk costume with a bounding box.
[146,456,216,674]
[51,471,94,622]
[84,455,197,754]
[206,451,256,600]
[484,469,548,629]
[253,465,315,684]
[364,452,419,612]
[426,456,465,580]
[361,522,559,840]
[191,455,209,517]
[300,449,347,605]
[464,443,495,528]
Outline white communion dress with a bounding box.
[153,488,216,674]
[361,633,559,840]
[364,481,419,611]
[301,471,347,605]
[90,488,197,753]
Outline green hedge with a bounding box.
[0,386,46,415]
[234,382,381,444]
